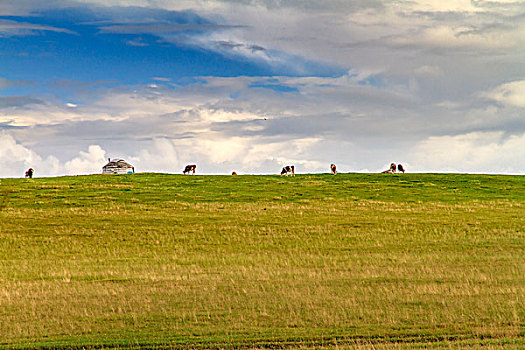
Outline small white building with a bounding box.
[102,158,134,174]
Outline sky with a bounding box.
[0,0,524,177]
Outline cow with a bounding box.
[397,164,405,173]
[390,163,397,173]
[281,165,295,176]
[183,164,196,175]
[232,171,237,175]
[25,168,34,178]
[330,164,337,175]
[381,163,397,174]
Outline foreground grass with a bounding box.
[0,173,524,349]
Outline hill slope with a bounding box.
[0,173,524,349]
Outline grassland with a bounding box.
[0,173,524,349]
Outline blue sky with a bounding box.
[1,0,524,176]
[0,5,342,92]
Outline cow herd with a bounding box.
[22,162,407,178]
[182,163,405,175]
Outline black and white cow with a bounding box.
[183,164,196,175]
[281,165,295,176]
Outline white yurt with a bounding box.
[102,158,134,174]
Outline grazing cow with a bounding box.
[381,163,397,174]
[281,165,295,176]
[183,164,196,175]
[232,171,237,175]
[25,168,34,178]
[330,163,337,175]
[397,164,405,173]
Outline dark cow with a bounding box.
[25,168,34,178]
[183,164,196,175]
[281,165,295,176]
[232,171,237,175]
[397,164,405,173]
[330,163,337,175]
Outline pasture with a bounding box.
[0,173,524,349]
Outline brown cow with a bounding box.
[25,168,34,178]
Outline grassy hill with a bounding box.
[0,173,524,349]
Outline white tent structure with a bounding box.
[102,158,134,174]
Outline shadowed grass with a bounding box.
[0,173,523,349]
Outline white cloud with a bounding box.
[391,24,522,51]
[412,132,525,174]
[407,0,483,12]
[481,80,525,107]
[64,145,107,175]
[199,109,260,123]
[237,136,327,173]
[196,136,248,164]
[0,134,111,177]
[3,71,523,176]
[129,138,179,173]
[0,19,76,37]
[0,133,60,177]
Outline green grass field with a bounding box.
[0,173,524,349]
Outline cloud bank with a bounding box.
[0,0,524,176]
